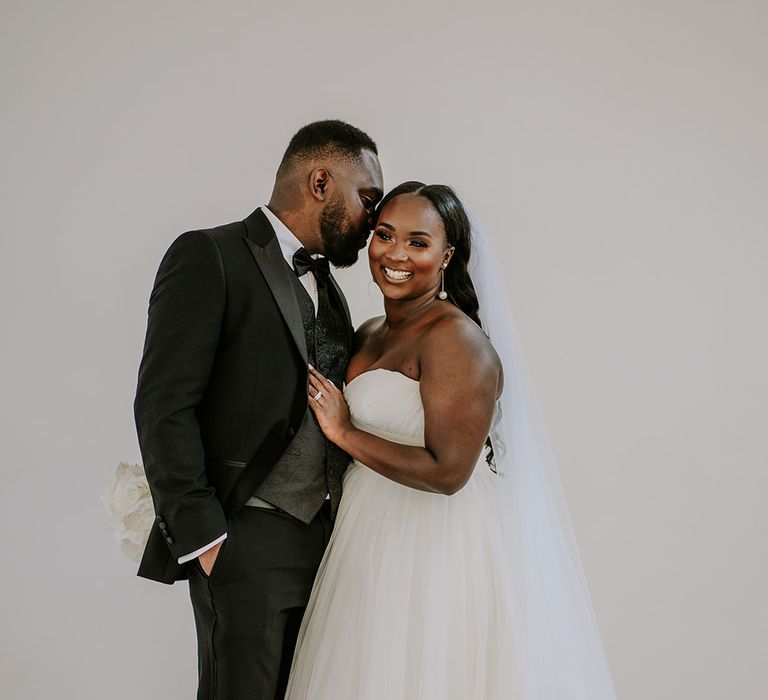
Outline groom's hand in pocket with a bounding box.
[198,541,223,576]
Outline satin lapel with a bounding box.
[328,275,354,349]
[243,234,308,364]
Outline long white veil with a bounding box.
[467,207,617,698]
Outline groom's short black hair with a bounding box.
[280,120,378,169]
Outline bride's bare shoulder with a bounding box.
[423,310,501,378]
[353,315,385,351]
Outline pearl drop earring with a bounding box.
[438,264,448,300]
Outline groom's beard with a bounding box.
[319,194,370,268]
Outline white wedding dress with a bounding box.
[285,213,617,699]
[285,368,523,699]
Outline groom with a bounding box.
[134,120,383,699]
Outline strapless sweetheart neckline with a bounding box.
[344,367,419,389]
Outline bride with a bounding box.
[285,182,616,699]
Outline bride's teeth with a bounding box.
[384,267,412,280]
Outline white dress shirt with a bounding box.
[262,204,319,311]
[177,205,319,564]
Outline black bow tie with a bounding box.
[292,248,330,287]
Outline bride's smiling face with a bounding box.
[369,194,454,301]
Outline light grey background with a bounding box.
[1,1,766,698]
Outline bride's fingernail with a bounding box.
[308,363,314,369]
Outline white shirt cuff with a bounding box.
[177,533,227,564]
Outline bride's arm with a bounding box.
[308,317,501,495]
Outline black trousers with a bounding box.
[188,502,333,700]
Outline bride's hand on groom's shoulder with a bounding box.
[307,364,350,444]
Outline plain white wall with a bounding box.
[1,1,766,698]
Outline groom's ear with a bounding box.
[309,167,330,201]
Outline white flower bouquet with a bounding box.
[102,462,154,562]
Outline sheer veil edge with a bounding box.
[467,206,617,699]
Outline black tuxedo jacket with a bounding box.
[135,208,353,584]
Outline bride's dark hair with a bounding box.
[375,182,481,326]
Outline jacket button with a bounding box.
[158,521,167,531]
[156,514,163,522]
[165,536,174,545]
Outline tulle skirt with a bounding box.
[285,459,524,699]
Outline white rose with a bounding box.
[102,462,155,563]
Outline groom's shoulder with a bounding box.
[169,207,271,252]
[190,217,246,244]
[165,217,247,258]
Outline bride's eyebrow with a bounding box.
[377,222,396,231]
